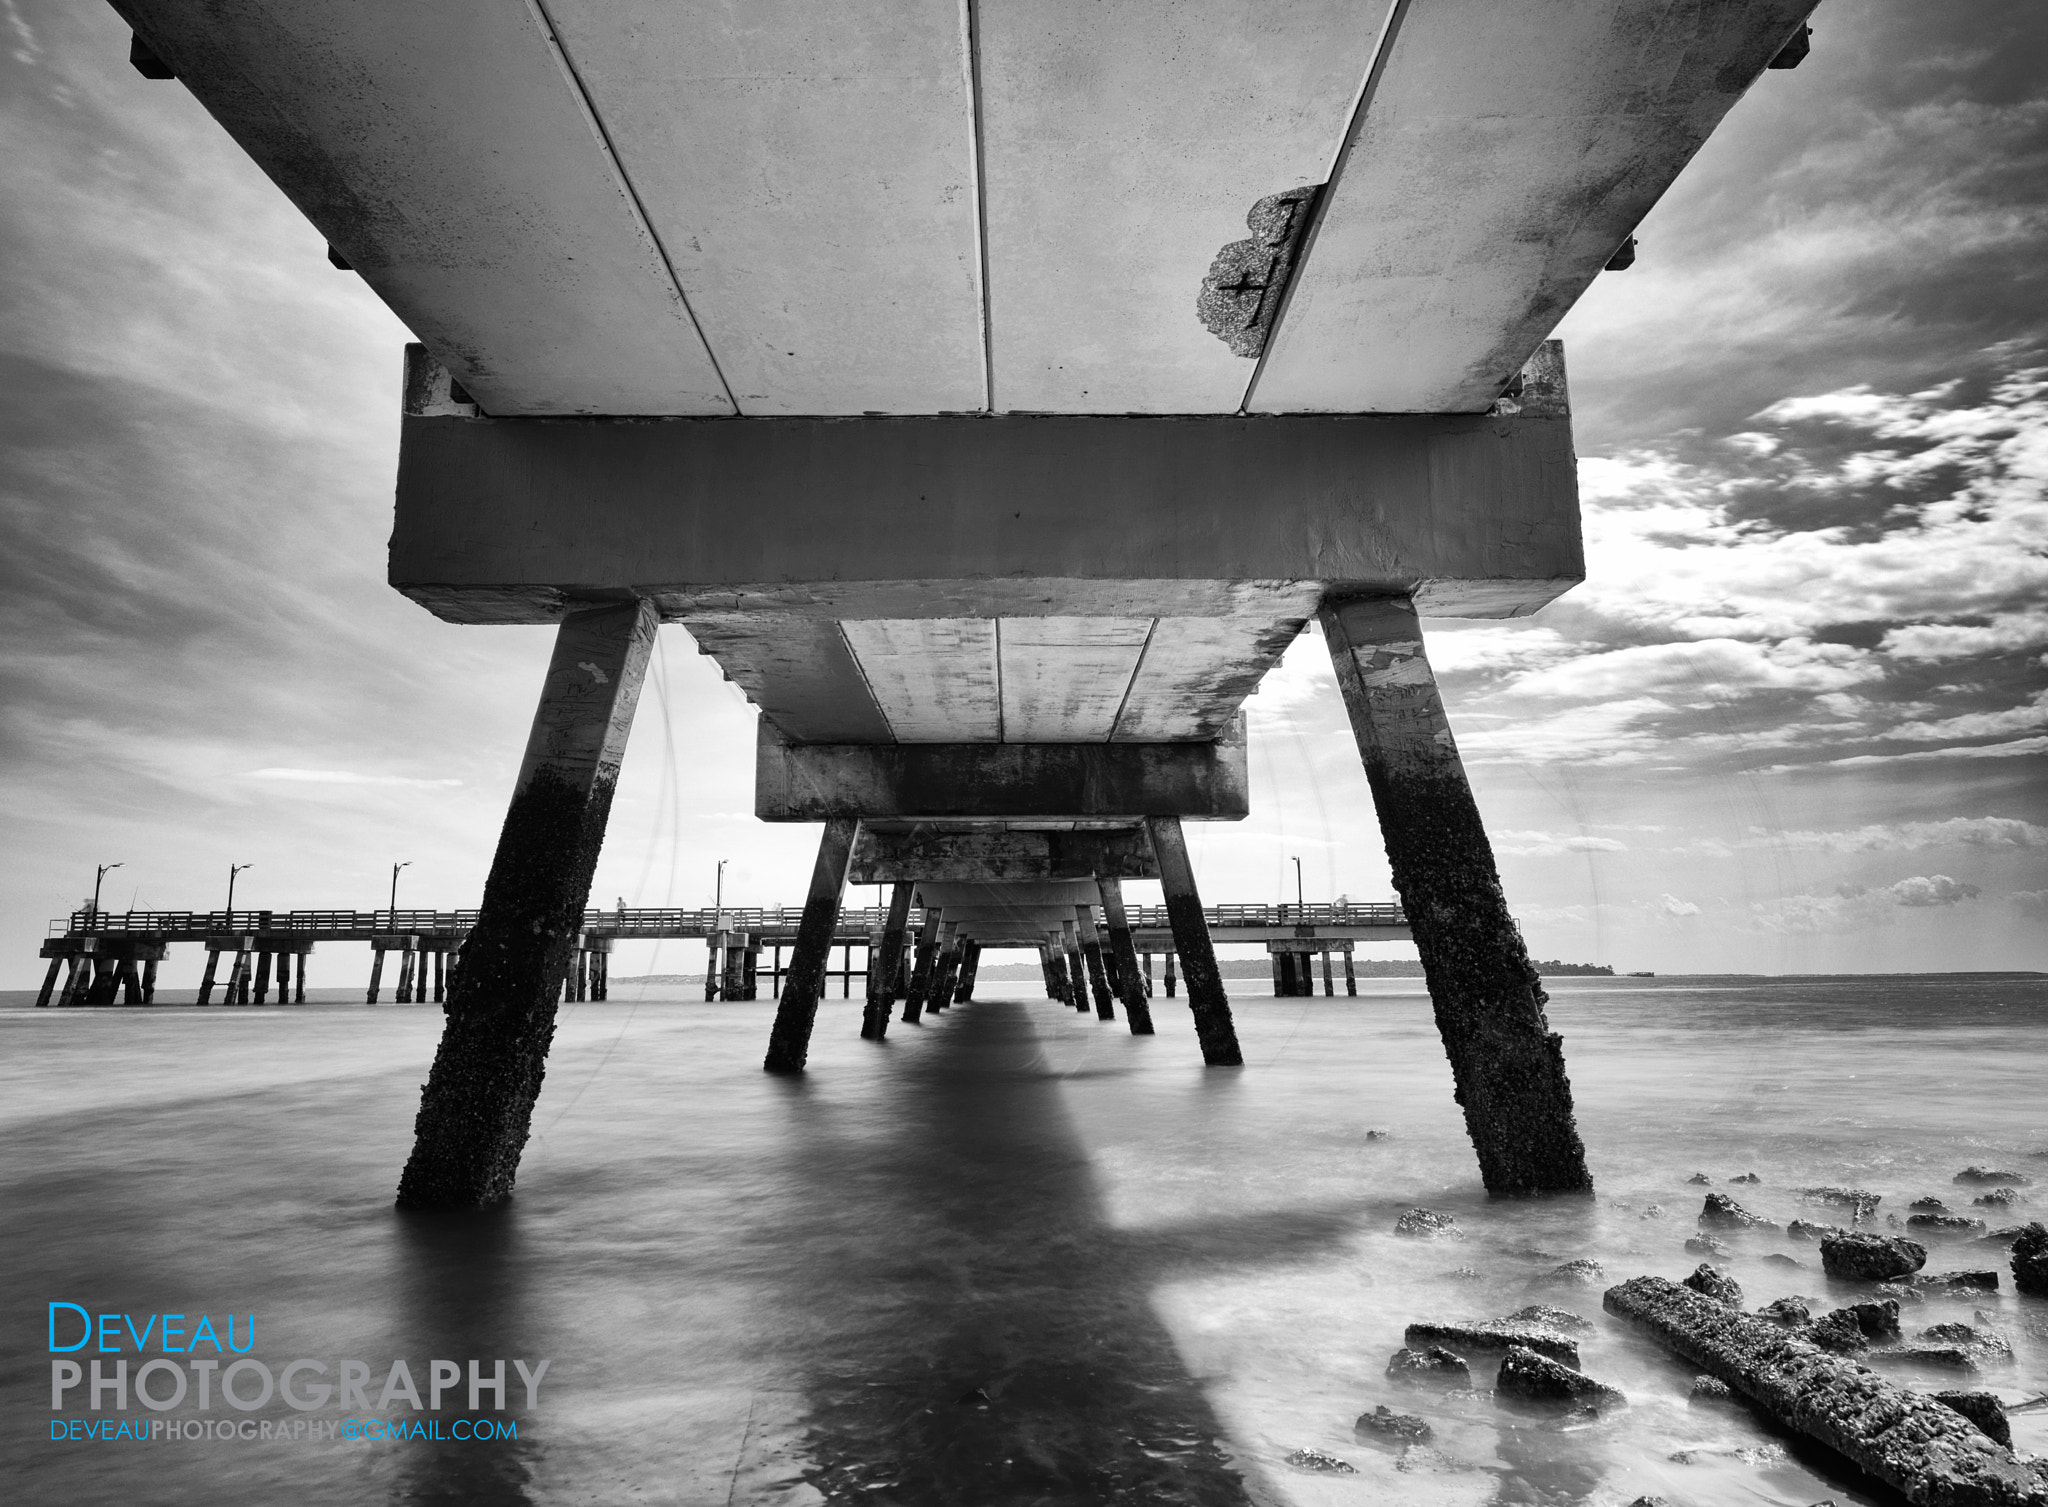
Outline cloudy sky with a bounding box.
[2,0,2043,985]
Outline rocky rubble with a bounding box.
[1820,1231,1926,1281]
[1604,1275,2047,1507]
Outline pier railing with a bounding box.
[52,899,1406,943]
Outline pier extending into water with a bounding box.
[36,899,1412,1008]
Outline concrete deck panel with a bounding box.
[117,0,732,417]
[540,1,986,415]
[1252,0,1818,412]
[851,829,1157,885]
[975,0,1390,412]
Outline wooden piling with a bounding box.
[1060,920,1088,1014]
[1076,906,1116,1021]
[1164,951,1177,997]
[954,939,981,1003]
[1145,816,1242,1066]
[198,947,222,1006]
[35,956,62,1009]
[1323,595,1589,1195]
[1344,947,1357,995]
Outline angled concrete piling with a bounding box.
[397,599,658,1209]
[1144,817,1242,1066]
[1323,595,1588,1195]
[763,816,860,1072]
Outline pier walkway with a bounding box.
[36,900,1411,1007]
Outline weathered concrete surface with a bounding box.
[115,5,733,417]
[1097,877,1155,1034]
[1402,1320,1578,1366]
[1322,594,1589,1195]
[1605,1275,2048,1507]
[754,718,1249,822]
[861,881,913,1041]
[1146,817,1242,1067]
[397,599,657,1208]
[763,817,860,1073]
[1076,906,1116,1021]
[850,828,1157,884]
[394,406,1581,629]
[1253,1,1820,412]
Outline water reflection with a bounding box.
[390,1208,539,1505]
[769,1000,1360,1503]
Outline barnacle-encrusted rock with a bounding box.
[1604,1275,2046,1507]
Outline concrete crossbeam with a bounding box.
[755,719,1248,822]
[849,828,1157,884]
[391,397,1579,626]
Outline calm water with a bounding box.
[2,975,2043,1505]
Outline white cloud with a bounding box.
[1762,817,2048,852]
[1490,831,1629,857]
[1776,735,2048,770]
[245,767,462,788]
[1499,637,1874,702]
[1881,688,2048,743]
[1880,612,2048,661]
[1750,873,1983,933]
[1654,894,1701,917]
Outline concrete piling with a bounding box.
[1076,905,1116,1020]
[1322,595,1590,1195]
[954,939,981,1002]
[1145,816,1242,1066]
[863,881,913,1039]
[1060,920,1088,1014]
[396,599,658,1209]
[902,907,942,1023]
[1099,877,1154,1033]
[763,815,860,1073]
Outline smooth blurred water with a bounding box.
[2,974,2043,1505]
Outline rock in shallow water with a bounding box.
[1540,1258,1605,1287]
[1685,1234,1729,1257]
[1820,1230,1926,1281]
[1404,1319,1578,1365]
[1910,1213,1988,1234]
[1933,1390,2013,1449]
[2011,1222,2048,1295]
[1682,1263,1744,1307]
[1689,1374,1736,1405]
[1386,1346,1471,1388]
[1801,1186,1882,1213]
[1494,1345,1625,1411]
[1604,1275,2047,1507]
[1790,1218,1845,1243]
[1395,1207,1460,1238]
[1354,1405,1432,1444]
[1955,1167,2030,1187]
[1700,1192,1778,1230]
[1503,1303,1594,1335]
[1974,1187,2024,1208]
[1758,1296,1813,1327]
[1283,1447,1355,1473]
[1810,1300,1901,1356]
[1732,1172,1763,1184]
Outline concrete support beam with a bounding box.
[1322,594,1589,1196]
[763,817,861,1073]
[393,412,1582,625]
[1060,921,1089,1015]
[1097,877,1154,1034]
[850,827,1158,884]
[1145,818,1242,1066]
[862,881,913,1040]
[756,719,1247,822]
[396,599,657,1209]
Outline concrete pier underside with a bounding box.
[109,0,1820,1203]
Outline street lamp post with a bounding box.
[1292,855,1305,913]
[714,859,726,931]
[90,862,123,927]
[390,861,411,923]
[226,863,252,919]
